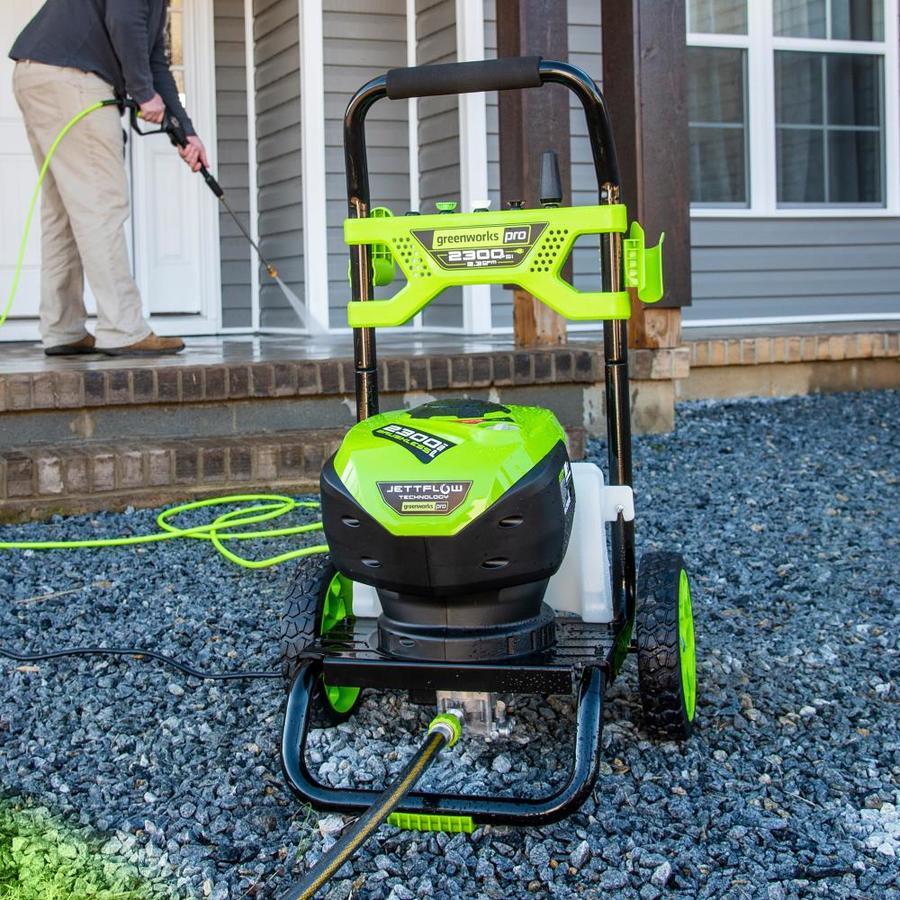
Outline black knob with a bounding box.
[540,150,563,207]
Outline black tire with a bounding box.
[280,555,362,725]
[636,551,696,740]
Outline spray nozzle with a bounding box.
[266,265,278,279]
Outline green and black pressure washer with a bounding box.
[277,56,697,893]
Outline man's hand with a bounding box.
[139,92,165,124]
[178,136,210,173]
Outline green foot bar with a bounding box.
[387,812,475,833]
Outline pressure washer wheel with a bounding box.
[281,555,363,724]
[636,552,696,740]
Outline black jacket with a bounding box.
[10,0,195,134]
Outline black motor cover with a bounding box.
[320,440,575,661]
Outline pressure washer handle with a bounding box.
[163,112,226,198]
[385,55,542,99]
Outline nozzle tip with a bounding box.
[267,266,278,278]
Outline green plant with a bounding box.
[0,801,165,900]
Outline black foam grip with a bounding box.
[385,56,542,100]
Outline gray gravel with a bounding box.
[1,390,898,899]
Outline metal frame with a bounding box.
[282,660,605,825]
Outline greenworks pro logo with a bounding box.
[412,222,547,271]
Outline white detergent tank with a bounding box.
[351,461,634,625]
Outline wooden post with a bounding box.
[601,0,692,350]
[498,0,570,348]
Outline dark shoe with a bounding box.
[98,333,185,357]
[44,334,96,356]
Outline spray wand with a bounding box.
[133,106,278,280]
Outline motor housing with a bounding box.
[321,400,575,661]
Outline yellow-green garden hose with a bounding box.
[0,494,328,569]
[0,99,120,330]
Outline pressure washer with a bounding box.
[1,55,699,900]
[274,55,696,898]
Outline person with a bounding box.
[9,1,208,357]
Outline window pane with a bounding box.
[831,0,883,40]
[827,54,881,126]
[776,52,823,124]
[778,129,825,202]
[690,127,748,203]
[688,47,746,123]
[688,47,748,204]
[828,131,882,201]
[775,0,827,37]
[776,50,884,204]
[688,0,748,34]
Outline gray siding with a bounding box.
[484,0,604,328]
[253,0,303,328]
[213,0,251,328]
[323,0,410,328]
[417,0,463,327]
[688,218,900,321]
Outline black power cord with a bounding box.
[0,644,281,681]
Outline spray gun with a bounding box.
[125,102,279,280]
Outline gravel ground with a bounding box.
[1,390,898,900]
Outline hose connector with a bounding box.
[428,712,462,747]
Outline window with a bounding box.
[165,0,186,103]
[687,0,897,214]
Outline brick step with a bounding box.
[0,429,345,522]
[0,345,686,415]
[0,425,587,522]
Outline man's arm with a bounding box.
[148,29,196,136]
[103,2,156,105]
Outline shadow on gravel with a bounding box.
[0,391,898,899]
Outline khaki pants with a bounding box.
[13,61,151,349]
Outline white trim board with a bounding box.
[455,0,492,334]
[683,312,900,327]
[298,0,330,334]
[244,0,261,332]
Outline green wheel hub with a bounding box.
[321,573,360,714]
[678,569,696,721]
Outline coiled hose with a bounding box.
[0,494,327,568]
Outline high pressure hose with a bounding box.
[278,713,463,900]
[0,99,120,329]
[0,494,329,678]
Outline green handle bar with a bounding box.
[343,204,664,328]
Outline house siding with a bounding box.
[227,4,899,333]
[253,0,303,328]
[213,0,252,328]
[687,218,900,322]
[323,0,410,328]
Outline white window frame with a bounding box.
[688,0,899,218]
